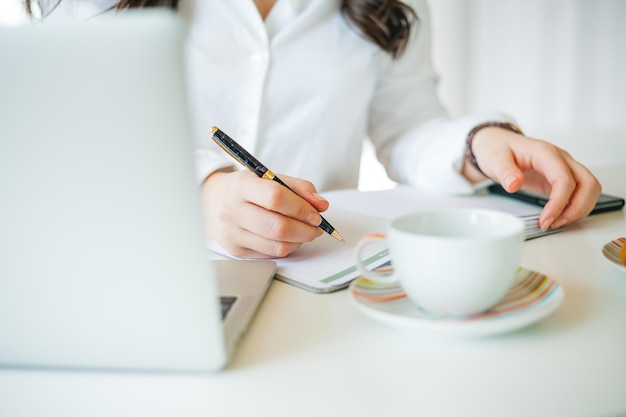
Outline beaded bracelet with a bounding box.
[465,121,523,176]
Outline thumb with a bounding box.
[483,153,525,193]
[470,125,529,193]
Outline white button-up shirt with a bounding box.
[43,0,507,193]
[183,0,505,193]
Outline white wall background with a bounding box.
[361,0,626,190]
[465,0,626,134]
[0,0,26,24]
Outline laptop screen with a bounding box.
[0,11,239,372]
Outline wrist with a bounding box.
[465,122,523,178]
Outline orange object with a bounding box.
[621,244,626,266]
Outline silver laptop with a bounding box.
[0,11,275,372]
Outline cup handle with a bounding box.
[354,234,396,283]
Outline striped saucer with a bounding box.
[602,237,626,274]
[348,267,564,337]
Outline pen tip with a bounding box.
[331,230,344,242]
[210,126,218,134]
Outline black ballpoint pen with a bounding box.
[210,126,344,242]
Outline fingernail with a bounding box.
[552,218,566,229]
[312,193,327,202]
[540,217,554,231]
[308,212,322,226]
[504,175,517,189]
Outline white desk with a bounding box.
[1,165,625,417]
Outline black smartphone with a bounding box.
[487,184,625,215]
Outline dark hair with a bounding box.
[25,0,415,57]
[24,0,179,18]
[342,0,416,58]
[113,0,179,8]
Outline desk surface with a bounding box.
[1,165,625,417]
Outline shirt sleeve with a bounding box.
[179,12,238,184]
[193,149,237,184]
[367,0,514,195]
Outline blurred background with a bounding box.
[0,0,25,24]
[363,0,626,190]
[2,0,624,190]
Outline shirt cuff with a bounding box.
[401,113,515,195]
[194,149,237,184]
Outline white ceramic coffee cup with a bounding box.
[355,209,525,316]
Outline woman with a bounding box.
[27,0,601,258]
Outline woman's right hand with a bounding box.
[201,169,329,259]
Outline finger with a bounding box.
[471,130,526,192]
[237,199,324,244]
[519,147,577,230]
[481,147,525,193]
[243,175,324,227]
[549,157,602,228]
[516,169,553,195]
[279,174,330,213]
[220,226,305,259]
[479,136,576,229]
[214,197,317,258]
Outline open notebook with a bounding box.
[0,11,275,372]
[207,185,570,294]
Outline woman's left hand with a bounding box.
[466,126,602,231]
